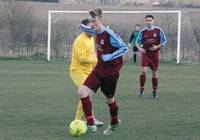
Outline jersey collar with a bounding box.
[97,25,106,34]
[147,25,155,31]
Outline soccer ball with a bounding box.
[69,120,87,137]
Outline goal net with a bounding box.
[47,10,200,64]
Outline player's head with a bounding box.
[81,18,92,37]
[81,18,90,26]
[89,8,103,32]
[145,15,154,28]
[135,24,140,31]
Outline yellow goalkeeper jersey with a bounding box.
[70,33,97,74]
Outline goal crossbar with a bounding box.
[47,10,181,63]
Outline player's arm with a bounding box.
[160,29,167,47]
[136,30,146,53]
[101,27,128,62]
[74,41,97,64]
[150,28,167,51]
[80,24,96,36]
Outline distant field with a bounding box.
[0,60,200,140]
[0,1,199,63]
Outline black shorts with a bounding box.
[133,47,138,52]
[83,71,119,98]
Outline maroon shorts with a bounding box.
[83,71,119,98]
[141,51,160,71]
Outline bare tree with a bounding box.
[0,0,35,56]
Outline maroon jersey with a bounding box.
[137,26,167,70]
[94,31,123,77]
[139,27,166,53]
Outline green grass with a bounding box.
[0,60,200,140]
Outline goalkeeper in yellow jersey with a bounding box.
[70,19,103,126]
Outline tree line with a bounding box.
[0,1,47,58]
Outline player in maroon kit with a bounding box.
[78,8,128,135]
[136,15,167,99]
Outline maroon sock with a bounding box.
[80,96,94,125]
[108,101,119,125]
[140,74,146,92]
[152,77,158,94]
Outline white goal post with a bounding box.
[47,10,181,63]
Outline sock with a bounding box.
[80,96,94,125]
[134,54,136,62]
[108,100,119,125]
[140,74,146,93]
[152,77,158,95]
[74,100,84,120]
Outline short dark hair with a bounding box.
[145,15,154,19]
[89,8,102,18]
[136,24,140,27]
[81,19,89,26]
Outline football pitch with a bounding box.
[0,60,200,140]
